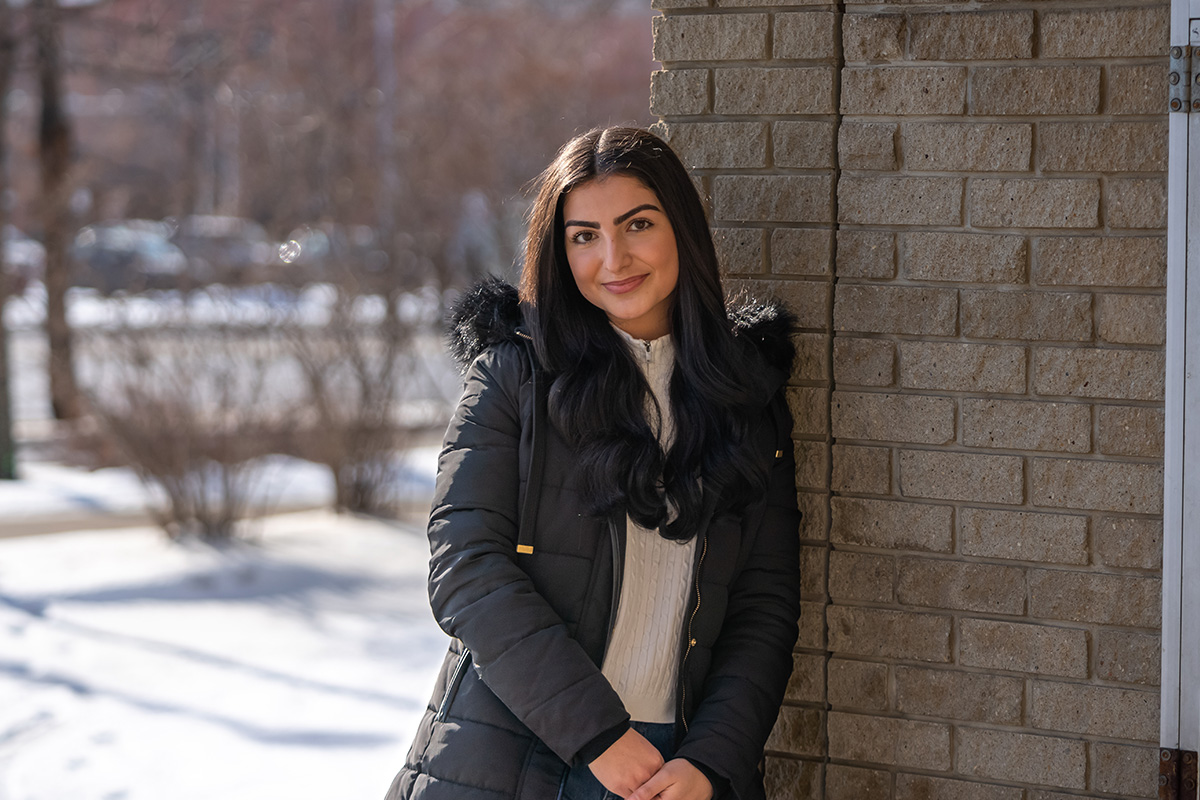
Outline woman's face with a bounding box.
[562,175,679,341]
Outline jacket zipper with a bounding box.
[601,516,624,663]
[678,532,708,733]
[435,648,471,722]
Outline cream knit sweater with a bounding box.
[600,328,697,724]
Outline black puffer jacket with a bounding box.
[385,280,801,800]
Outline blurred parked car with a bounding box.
[169,215,275,286]
[279,223,389,290]
[71,220,187,294]
[2,225,46,295]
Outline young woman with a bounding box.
[385,127,801,800]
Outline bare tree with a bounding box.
[0,0,18,479]
[33,0,81,420]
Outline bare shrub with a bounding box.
[81,296,297,541]
[283,287,430,516]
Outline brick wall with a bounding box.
[651,0,1168,797]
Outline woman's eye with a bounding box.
[628,218,652,232]
[569,230,595,245]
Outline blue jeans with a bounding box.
[560,722,676,800]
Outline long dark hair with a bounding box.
[519,126,771,540]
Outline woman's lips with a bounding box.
[603,275,648,294]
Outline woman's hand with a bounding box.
[588,728,665,797]
[628,759,714,800]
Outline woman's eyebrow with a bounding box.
[614,204,660,225]
[564,203,662,229]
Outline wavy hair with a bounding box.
[518,126,771,540]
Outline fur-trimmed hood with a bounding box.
[446,276,797,375]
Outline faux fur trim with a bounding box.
[445,277,797,374]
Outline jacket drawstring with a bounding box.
[516,335,545,555]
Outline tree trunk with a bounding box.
[0,0,17,478]
[33,0,81,421]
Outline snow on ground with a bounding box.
[0,508,448,800]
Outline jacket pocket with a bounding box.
[434,648,472,722]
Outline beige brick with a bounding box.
[828,712,951,770]
[838,122,897,171]
[772,229,832,276]
[828,658,888,711]
[831,496,954,552]
[713,176,833,224]
[766,706,824,756]
[832,444,891,494]
[1108,178,1167,230]
[900,450,1023,504]
[774,11,838,60]
[1035,346,1165,402]
[1032,458,1163,515]
[649,69,708,116]
[832,391,955,444]
[895,666,1023,724]
[660,122,766,170]
[828,606,952,662]
[962,398,1090,453]
[834,285,958,335]
[898,558,1026,615]
[727,278,829,329]
[800,543,827,599]
[960,507,1088,565]
[957,728,1085,789]
[971,66,1100,116]
[840,176,963,226]
[1097,293,1166,346]
[797,600,826,650]
[652,14,768,62]
[1032,680,1158,741]
[1028,568,1160,628]
[717,0,827,5]
[1036,236,1166,288]
[773,121,836,169]
[1091,742,1160,799]
[1040,122,1167,173]
[788,387,827,440]
[795,333,829,382]
[970,179,1099,229]
[764,758,822,800]
[896,774,1023,800]
[797,491,828,543]
[902,232,1026,284]
[714,67,835,115]
[784,652,827,704]
[899,341,1026,393]
[1041,7,1168,59]
[960,289,1091,342]
[837,230,895,279]
[841,67,967,115]
[1096,516,1161,570]
[833,337,895,387]
[1097,630,1161,686]
[842,13,904,62]
[830,550,894,603]
[794,439,830,491]
[959,617,1089,678]
[1098,404,1164,458]
[652,0,708,7]
[713,227,764,276]
[827,765,890,800]
[909,11,1032,60]
[1109,64,1167,116]
[902,122,1031,173]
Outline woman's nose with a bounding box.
[605,235,631,271]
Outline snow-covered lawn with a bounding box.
[0,509,447,800]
